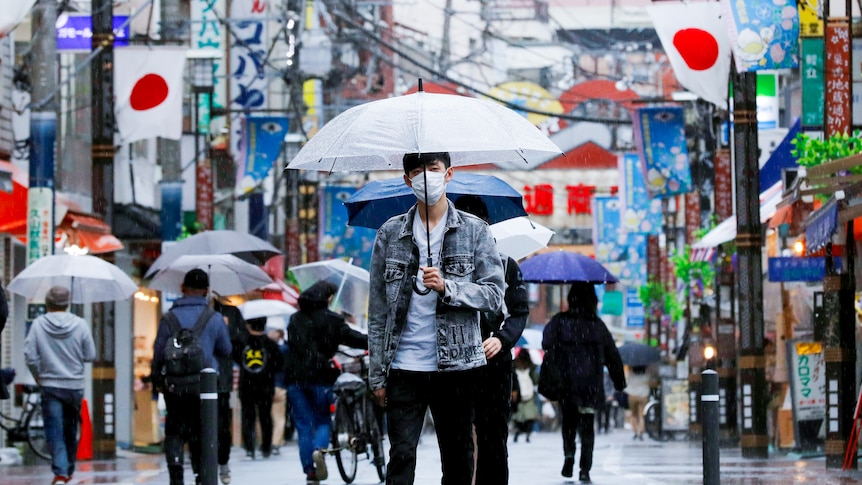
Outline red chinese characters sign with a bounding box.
[685,192,701,243]
[647,235,660,283]
[715,149,733,220]
[524,184,553,215]
[825,22,851,137]
[196,159,214,230]
[566,184,595,215]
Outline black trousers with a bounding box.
[473,355,512,485]
[386,369,477,485]
[218,392,232,465]
[164,393,201,479]
[240,389,274,454]
[560,399,596,473]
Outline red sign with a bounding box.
[825,22,851,137]
[647,235,660,282]
[565,184,595,215]
[524,184,554,215]
[714,148,732,220]
[195,159,214,230]
[685,192,701,243]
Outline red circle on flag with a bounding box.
[673,28,719,71]
[130,74,169,111]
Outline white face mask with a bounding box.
[410,170,447,205]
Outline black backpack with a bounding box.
[160,308,215,395]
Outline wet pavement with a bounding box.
[5,428,862,484]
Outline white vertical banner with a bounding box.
[26,188,53,265]
[191,0,227,111]
[229,0,268,165]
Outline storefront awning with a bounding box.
[57,211,124,254]
[805,199,839,252]
[692,181,784,250]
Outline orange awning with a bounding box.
[768,204,793,229]
[57,211,124,254]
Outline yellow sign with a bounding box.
[487,82,564,133]
[796,341,822,355]
[798,0,823,38]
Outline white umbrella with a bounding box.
[145,230,281,278]
[490,217,555,261]
[285,88,563,172]
[148,254,273,296]
[7,254,138,304]
[238,299,297,332]
[290,259,369,317]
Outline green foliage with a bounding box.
[178,222,205,241]
[670,245,715,289]
[791,131,862,171]
[638,282,665,309]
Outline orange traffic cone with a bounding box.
[76,398,93,461]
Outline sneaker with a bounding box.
[51,477,68,485]
[219,464,231,485]
[306,471,319,484]
[561,457,574,478]
[579,470,592,483]
[312,450,328,480]
[246,449,255,460]
[271,447,281,456]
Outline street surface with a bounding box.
[5,428,862,484]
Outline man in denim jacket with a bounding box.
[368,152,504,485]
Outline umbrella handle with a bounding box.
[412,256,433,295]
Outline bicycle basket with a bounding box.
[333,372,366,397]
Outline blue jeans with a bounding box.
[286,383,332,474]
[41,387,83,478]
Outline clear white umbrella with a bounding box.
[238,299,297,332]
[145,230,281,278]
[148,254,273,296]
[7,254,138,304]
[290,259,369,317]
[490,217,555,261]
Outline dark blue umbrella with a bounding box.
[345,173,527,229]
[519,251,618,284]
[618,342,660,367]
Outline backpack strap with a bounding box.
[164,311,182,335]
[190,308,216,336]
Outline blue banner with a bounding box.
[625,288,645,328]
[593,196,625,263]
[722,0,800,71]
[239,116,289,190]
[56,15,130,51]
[634,107,692,198]
[805,201,838,252]
[320,186,377,269]
[160,181,183,241]
[768,257,840,282]
[620,153,662,234]
[29,112,56,188]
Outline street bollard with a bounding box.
[200,368,218,485]
[702,369,720,485]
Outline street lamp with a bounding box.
[703,339,716,370]
[188,49,221,230]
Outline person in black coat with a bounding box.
[542,282,626,484]
[284,280,368,482]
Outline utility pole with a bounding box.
[284,0,303,267]
[439,0,453,73]
[731,69,768,459]
[90,0,116,459]
[159,0,186,241]
[27,0,57,266]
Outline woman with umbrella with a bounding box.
[542,282,626,484]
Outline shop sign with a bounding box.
[768,256,839,282]
[625,288,645,328]
[27,188,53,265]
[825,22,851,137]
[802,38,825,129]
[196,159,213,230]
[56,14,129,51]
[714,149,732,220]
[797,0,823,37]
[788,340,826,421]
[685,191,701,243]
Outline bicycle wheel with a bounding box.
[367,400,387,483]
[332,400,358,483]
[643,400,662,442]
[26,403,51,460]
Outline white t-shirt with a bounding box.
[391,214,447,372]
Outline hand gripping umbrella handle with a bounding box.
[412,256,433,295]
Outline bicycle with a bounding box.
[328,350,387,484]
[0,370,50,460]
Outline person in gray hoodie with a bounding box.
[24,285,95,485]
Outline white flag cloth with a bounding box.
[0,0,36,38]
[648,2,732,107]
[114,47,187,144]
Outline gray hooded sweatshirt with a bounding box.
[24,311,96,390]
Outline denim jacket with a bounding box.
[368,201,505,390]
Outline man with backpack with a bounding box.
[152,269,232,485]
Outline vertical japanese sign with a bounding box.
[825,22,850,137]
[196,159,214,230]
[801,38,825,129]
[633,107,693,198]
[27,113,56,264]
[788,341,826,421]
[27,188,53,264]
[625,288,645,328]
[685,191,701,243]
[714,148,733,220]
[853,39,862,126]
[229,0,268,161]
[191,0,227,110]
[619,153,662,234]
[797,0,823,37]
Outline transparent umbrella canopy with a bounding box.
[290,259,369,318]
[7,254,138,304]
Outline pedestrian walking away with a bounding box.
[626,365,652,441]
[542,282,626,484]
[213,296,248,484]
[511,349,540,444]
[454,195,530,485]
[269,327,291,451]
[24,286,95,485]
[368,152,504,485]
[284,280,368,484]
[151,269,232,485]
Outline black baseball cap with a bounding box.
[182,269,209,289]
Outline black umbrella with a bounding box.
[618,342,660,367]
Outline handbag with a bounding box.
[613,390,629,409]
[538,349,565,401]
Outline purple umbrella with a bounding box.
[519,251,618,284]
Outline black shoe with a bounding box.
[513,432,519,443]
[526,434,531,443]
[562,457,575,478]
[579,470,591,483]
[246,449,255,459]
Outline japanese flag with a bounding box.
[648,2,732,107]
[114,47,187,144]
[0,0,36,38]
